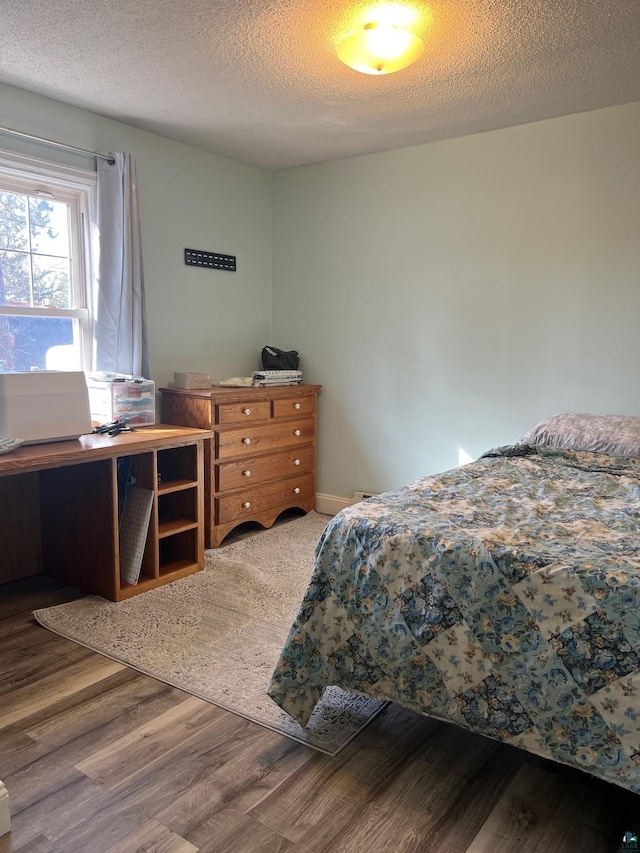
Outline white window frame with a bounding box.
[0,149,96,371]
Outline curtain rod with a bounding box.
[0,125,115,165]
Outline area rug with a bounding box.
[33,511,385,755]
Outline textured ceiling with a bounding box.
[0,0,639,170]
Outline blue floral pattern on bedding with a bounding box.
[268,445,640,792]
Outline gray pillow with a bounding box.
[520,413,640,458]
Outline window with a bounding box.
[0,151,95,373]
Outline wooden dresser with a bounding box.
[160,384,321,547]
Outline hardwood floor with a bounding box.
[1,571,638,853]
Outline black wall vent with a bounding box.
[184,249,236,271]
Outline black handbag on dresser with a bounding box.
[261,346,300,370]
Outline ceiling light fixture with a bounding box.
[337,21,424,75]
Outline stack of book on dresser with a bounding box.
[251,370,303,387]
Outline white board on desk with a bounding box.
[0,371,92,444]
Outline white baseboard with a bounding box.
[0,780,10,838]
[315,493,352,516]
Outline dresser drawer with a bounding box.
[217,417,315,460]
[272,395,316,419]
[216,445,315,492]
[216,474,315,524]
[216,399,270,425]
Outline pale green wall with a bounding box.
[3,83,639,502]
[0,83,272,388]
[271,102,640,499]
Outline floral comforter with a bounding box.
[268,446,640,792]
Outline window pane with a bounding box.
[32,254,71,307]
[29,197,70,257]
[0,249,31,305]
[0,158,92,373]
[0,191,29,251]
[0,314,78,372]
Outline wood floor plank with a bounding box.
[50,714,297,852]
[253,706,523,853]
[108,819,199,853]
[197,813,292,853]
[2,673,187,782]
[23,668,179,747]
[0,724,39,774]
[6,773,112,849]
[74,696,225,790]
[0,655,125,728]
[466,760,629,853]
[0,575,80,623]
[7,745,105,816]
[9,835,57,853]
[250,704,444,843]
[153,722,312,848]
[351,738,524,853]
[4,680,217,841]
[0,628,93,692]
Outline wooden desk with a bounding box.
[0,425,212,601]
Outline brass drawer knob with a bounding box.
[243,408,251,415]
[294,402,301,410]
[293,458,301,465]
[243,437,251,444]
[293,429,301,436]
[243,470,251,477]
[243,501,251,508]
[293,487,301,494]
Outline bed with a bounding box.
[268,413,640,793]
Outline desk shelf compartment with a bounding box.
[159,530,198,577]
[118,453,157,589]
[158,488,198,537]
[157,444,198,490]
[39,459,117,600]
[156,443,202,580]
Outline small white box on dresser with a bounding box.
[173,372,211,390]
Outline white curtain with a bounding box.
[94,152,150,377]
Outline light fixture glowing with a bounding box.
[337,21,424,75]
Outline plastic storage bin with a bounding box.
[87,375,155,426]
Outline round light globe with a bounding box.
[337,22,424,75]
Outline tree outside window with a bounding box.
[0,151,94,373]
